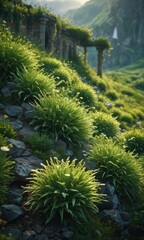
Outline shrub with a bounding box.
[88,136,143,202]
[114,100,125,108]
[0,116,16,138]
[106,90,119,101]
[111,109,134,127]
[121,129,144,155]
[41,57,63,74]
[53,67,73,87]
[0,234,13,240]
[91,112,120,138]
[121,88,134,96]
[0,134,14,204]
[0,24,39,82]
[14,69,55,102]
[25,157,102,224]
[31,94,93,146]
[120,112,134,126]
[70,82,98,109]
[133,79,144,91]
[26,132,54,153]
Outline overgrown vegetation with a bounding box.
[0,8,144,238]
[88,136,144,202]
[0,134,14,204]
[25,157,102,224]
[31,94,93,146]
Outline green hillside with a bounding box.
[0,4,144,239]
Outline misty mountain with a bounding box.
[65,0,144,67]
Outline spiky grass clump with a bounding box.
[0,24,39,82]
[26,132,54,153]
[105,90,119,101]
[121,129,144,156]
[0,116,16,138]
[88,136,143,202]
[31,94,93,145]
[133,78,144,91]
[41,57,63,74]
[0,134,14,204]
[70,82,98,109]
[53,67,73,87]
[25,157,102,224]
[91,112,120,138]
[14,69,55,102]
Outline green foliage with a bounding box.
[93,37,112,51]
[0,116,16,138]
[14,69,55,102]
[26,132,54,153]
[106,90,119,101]
[66,26,93,46]
[120,112,134,126]
[0,234,13,240]
[25,157,102,224]
[91,112,120,138]
[88,136,144,202]
[70,82,98,109]
[52,67,73,88]
[0,23,39,82]
[71,56,108,91]
[0,134,14,204]
[31,94,93,145]
[120,129,144,156]
[133,78,144,91]
[41,57,63,74]
[111,108,134,128]
[73,217,114,240]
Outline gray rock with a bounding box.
[19,126,33,138]
[53,140,67,151]
[7,81,16,90]
[14,155,43,180]
[21,149,31,157]
[105,102,113,109]
[22,230,36,240]
[34,234,49,240]
[21,103,34,111]
[65,149,73,157]
[120,212,130,223]
[5,105,23,118]
[3,227,22,240]
[8,138,26,157]
[8,187,23,204]
[106,182,115,196]
[84,160,96,170]
[1,204,24,222]
[112,194,121,210]
[9,119,23,130]
[101,209,124,230]
[61,230,74,239]
[33,223,44,234]
[23,111,34,120]
[0,103,5,109]
[1,86,11,97]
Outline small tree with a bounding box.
[66,26,93,63]
[93,37,112,78]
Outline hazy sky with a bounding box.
[23,0,89,14]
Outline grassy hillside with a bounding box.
[0,22,144,239]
